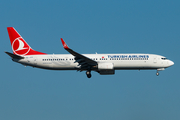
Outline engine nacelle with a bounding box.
[98,63,115,75]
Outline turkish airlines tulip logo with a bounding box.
[12,37,30,55]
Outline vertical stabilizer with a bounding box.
[7,27,46,56]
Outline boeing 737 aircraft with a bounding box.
[5,27,174,78]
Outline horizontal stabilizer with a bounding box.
[5,52,24,59]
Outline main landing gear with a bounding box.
[86,71,92,78]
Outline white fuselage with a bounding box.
[6,27,174,77]
[14,53,174,71]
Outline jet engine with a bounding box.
[98,63,115,75]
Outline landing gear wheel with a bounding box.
[87,74,92,78]
[86,71,92,78]
[156,72,159,76]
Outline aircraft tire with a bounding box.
[86,71,92,78]
[156,72,159,76]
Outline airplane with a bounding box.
[5,27,174,78]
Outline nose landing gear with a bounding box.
[156,70,159,76]
[86,71,92,78]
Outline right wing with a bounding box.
[60,38,98,69]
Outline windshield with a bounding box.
[161,58,168,60]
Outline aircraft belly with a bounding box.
[113,61,157,69]
[37,61,78,70]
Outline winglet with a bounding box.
[61,38,69,49]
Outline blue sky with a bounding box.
[1,0,180,120]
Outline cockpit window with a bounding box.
[161,58,168,60]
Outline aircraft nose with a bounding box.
[168,60,174,66]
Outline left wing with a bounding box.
[60,38,98,69]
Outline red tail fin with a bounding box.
[7,27,46,56]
